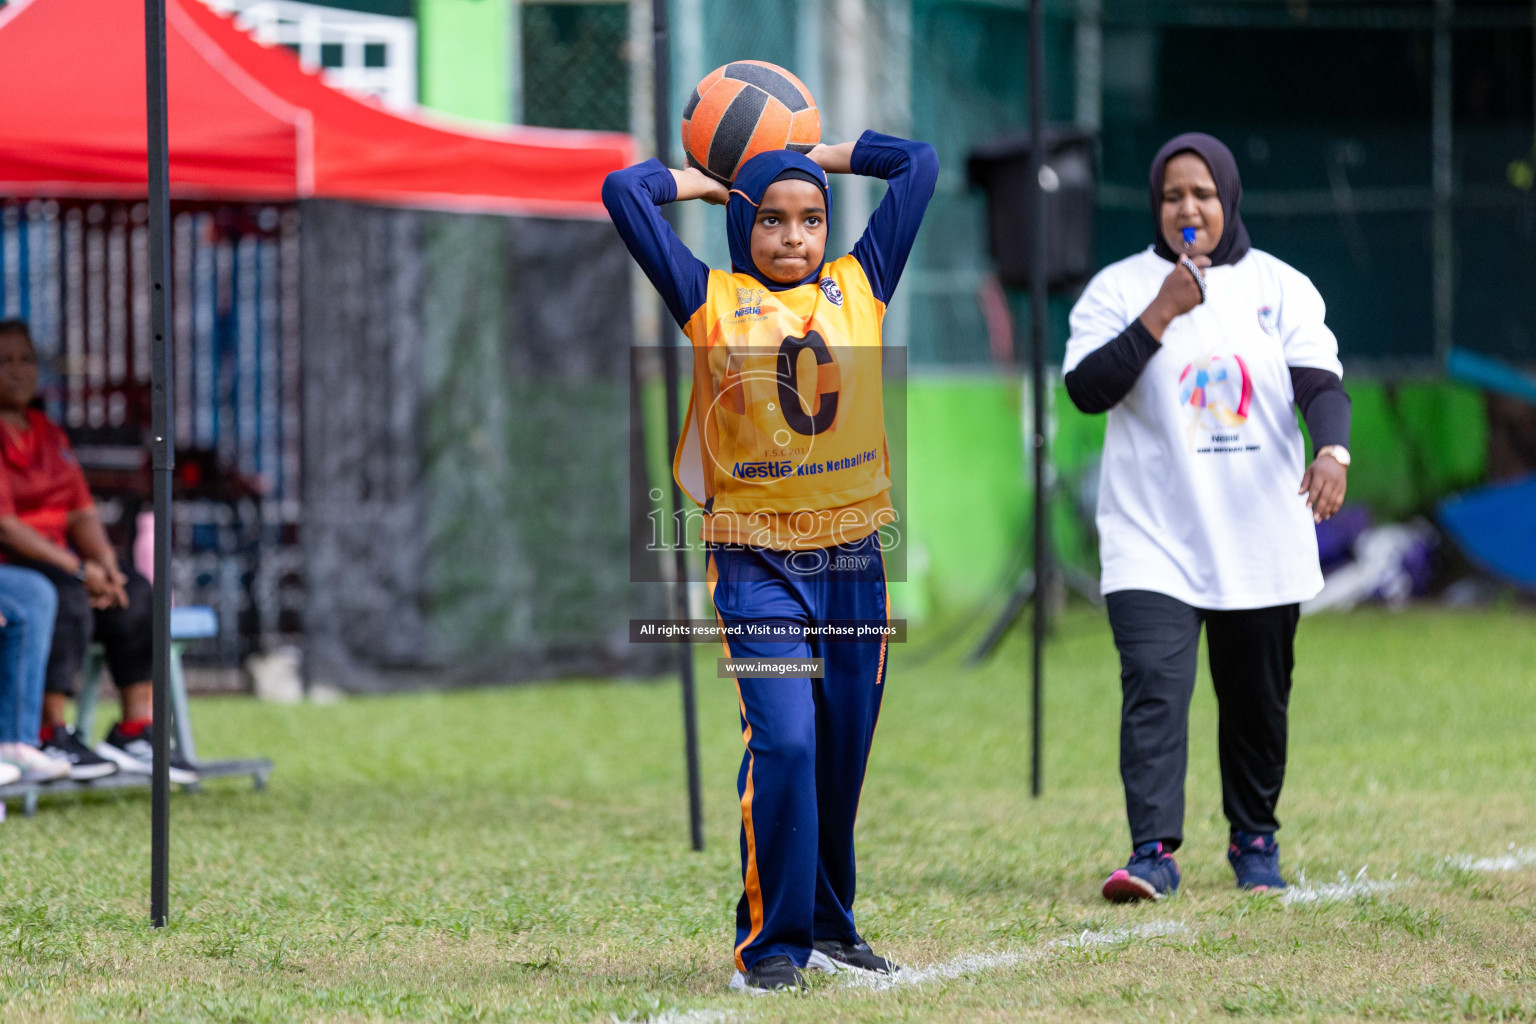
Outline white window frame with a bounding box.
[202,0,418,112]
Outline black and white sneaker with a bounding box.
[40,727,118,781]
[728,955,806,994]
[812,938,900,975]
[97,723,199,785]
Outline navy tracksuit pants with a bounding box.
[708,534,888,972]
[1107,589,1300,851]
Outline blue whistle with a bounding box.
[1181,226,1197,248]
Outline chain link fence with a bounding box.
[519,1,631,131]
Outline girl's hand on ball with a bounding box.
[807,142,855,174]
[670,167,729,205]
[1299,456,1347,523]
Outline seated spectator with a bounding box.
[0,319,197,783]
[0,562,72,781]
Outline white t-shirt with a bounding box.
[1064,246,1343,610]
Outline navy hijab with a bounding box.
[1149,132,1251,267]
[726,149,831,291]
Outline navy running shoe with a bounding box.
[1102,841,1181,902]
[729,955,806,994]
[1228,831,1287,890]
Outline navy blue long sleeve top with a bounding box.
[602,130,938,330]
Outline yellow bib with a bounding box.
[674,255,893,550]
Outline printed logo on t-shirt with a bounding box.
[1257,305,1278,336]
[819,277,844,306]
[1178,354,1260,454]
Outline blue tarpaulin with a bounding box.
[1437,474,1536,590]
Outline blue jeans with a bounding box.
[0,565,59,744]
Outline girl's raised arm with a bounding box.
[602,161,718,328]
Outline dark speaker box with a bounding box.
[967,127,1097,293]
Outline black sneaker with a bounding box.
[729,955,806,994]
[812,938,900,975]
[96,723,199,785]
[40,727,118,781]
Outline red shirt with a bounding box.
[0,409,94,548]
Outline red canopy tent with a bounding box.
[0,0,633,215]
[0,0,660,701]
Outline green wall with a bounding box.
[1333,381,1488,517]
[418,0,509,123]
[888,378,1028,622]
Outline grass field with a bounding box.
[2,607,1533,1023]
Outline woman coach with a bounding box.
[1063,133,1351,900]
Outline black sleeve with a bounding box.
[1064,319,1162,414]
[1289,366,1351,453]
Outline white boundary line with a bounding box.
[627,848,1536,1022]
[1447,845,1536,873]
[623,921,1188,1020]
[624,1012,735,1024]
[839,920,1188,991]
[1280,867,1405,905]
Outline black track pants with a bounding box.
[1106,589,1299,851]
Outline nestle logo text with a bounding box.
[732,460,795,479]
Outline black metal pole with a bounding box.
[1027,0,1047,799]
[144,0,175,924]
[651,0,705,852]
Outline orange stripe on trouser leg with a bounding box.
[876,543,890,686]
[733,694,764,973]
[713,553,765,973]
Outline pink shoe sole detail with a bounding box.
[1102,869,1159,902]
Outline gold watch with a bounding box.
[1317,445,1351,468]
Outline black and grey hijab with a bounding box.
[1147,132,1251,267]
